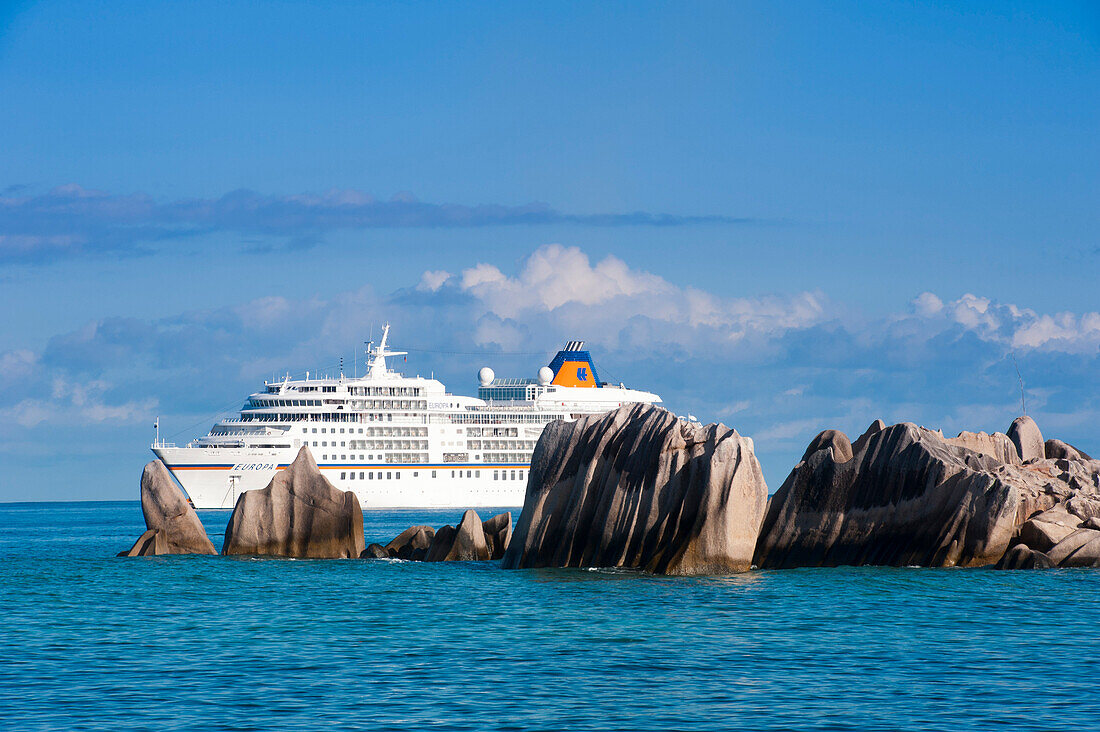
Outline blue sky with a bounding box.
[1,1,1098,500]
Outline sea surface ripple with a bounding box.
[1,501,1098,731]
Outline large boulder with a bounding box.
[1016,506,1079,552]
[1008,416,1045,463]
[753,422,1075,569]
[502,404,769,575]
[425,510,490,561]
[1045,439,1092,462]
[119,460,217,556]
[222,447,365,558]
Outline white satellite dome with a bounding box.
[537,366,554,385]
[478,367,495,386]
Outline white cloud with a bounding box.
[0,349,36,379]
[445,244,826,352]
[912,292,943,316]
[912,293,1100,354]
[418,270,451,292]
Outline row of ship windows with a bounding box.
[308,426,430,435]
[312,441,434,452]
[340,469,526,481]
[244,412,422,423]
[322,454,428,463]
[443,414,558,424]
[348,386,425,397]
[468,439,537,450]
[348,399,427,410]
[483,453,534,463]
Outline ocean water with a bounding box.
[1,502,1098,731]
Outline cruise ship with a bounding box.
[154,326,662,509]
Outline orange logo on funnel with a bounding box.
[551,360,597,387]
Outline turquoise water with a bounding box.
[2,502,1098,731]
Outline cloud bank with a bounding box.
[2,244,1098,497]
[0,184,753,263]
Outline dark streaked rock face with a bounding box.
[140,459,217,555]
[222,447,365,558]
[753,423,1064,569]
[119,460,216,557]
[502,404,768,575]
[1008,416,1045,463]
[757,415,1100,570]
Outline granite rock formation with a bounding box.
[368,512,512,561]
[119,459,217,557]
[945,431,1020,465]
[755,416,1100,569]
[501,404,768,575]
[222,447,365,558]
[482,512,513,560]
[425,510,491,562]
[382,525,436,560]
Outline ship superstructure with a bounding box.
[153,326,661,509]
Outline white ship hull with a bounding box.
[152,330,659,511]
[154,446,529,509]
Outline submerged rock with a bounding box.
[119,460,216,557]
[383,525,436,559]
[502,404,768,575]
[1008,416,1045,463]
[370,512,512,562]
[119,528,168,557]
[995,545,1054,570]
[362,543,389,559]
[222,447,365,558]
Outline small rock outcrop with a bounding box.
[426,510,490,561]
[120,528,168,557]
[382,525,436,560]
[482,512,512,560]
[756,415,1100,569]
[1008,416,1045,462]
[222,447,365,558]
[362,543,389,559]
[502,404,769,575]
[995,545,1054,570]
[119,460,216,557]
[367,512,511,561]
